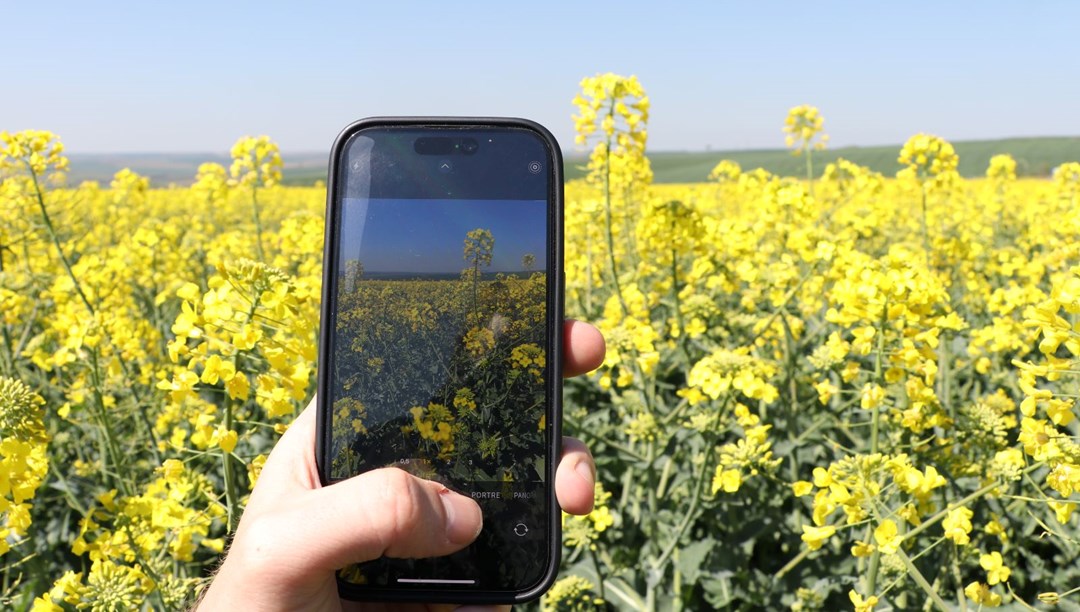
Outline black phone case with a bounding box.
[315,116,565,604]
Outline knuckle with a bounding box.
[374,468,428,544]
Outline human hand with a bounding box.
[196,320,605,612]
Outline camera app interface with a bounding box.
[327,128,552,590]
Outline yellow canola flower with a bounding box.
[708,159,742,183]
[896,504,922,526]
[851,540,875,558]
[1045,398,1075,427]
[0,130,69,174]
[848,589,879,612]
[860,383,886,410]
[898,133,958,180]
[0,377,50,553]
[247,454,267,490]
[964,581,1002,607]
[712,467,742,494]
[783,105,829,153]
[889,458,947,501]
[1018,417,1061,462]
[979,550,1011,585]
[800,524,836,551]
[812,466,832,488]
[229,135,283,187]
[214,428,238,453]
[987,154,1017,182]
[984,517,1007,540]
[813,380,838,404]
[542,576,603,611]
[1046,462,1080,497]
[873,519,902,555]
[686,349,779,403]
[943,507,974,545]
[158,459,184,483]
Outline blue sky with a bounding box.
[5,1,1079,153]
[340,199,547,274]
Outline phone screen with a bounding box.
[321,124,559,595]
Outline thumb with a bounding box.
[310,468,483,568]
[236,467,483,576]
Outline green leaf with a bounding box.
[675,536,715,585]
[701,571,736,609]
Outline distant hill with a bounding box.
[64,152,329,187]
[65,136,1080,187]
[564,136,1080,183]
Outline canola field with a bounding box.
[2,74,1080,610]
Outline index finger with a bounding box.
[563,319,605,378]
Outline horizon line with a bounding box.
[63,133,1080,158]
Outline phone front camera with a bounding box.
[460,138,479,155]
[414,137,453,155]
[527,161,542,174]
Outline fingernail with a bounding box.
[440,488,483,545]
[575,458,595,486]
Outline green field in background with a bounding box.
[66,136,1080,187]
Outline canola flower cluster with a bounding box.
[3,73,1080,610]
[546,74,1080,611]
[1,130,321,609]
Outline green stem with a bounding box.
[920,184,931,268]
[938,334,951,421]
[27,162,94,314]
[0,245,10,376]
[589,544,607,603]
[30,163,165,465]
[601,101,628,318]
[116,356,162,464]
[774,546,812,581]
[0,326,13,378]
[745,261,821,347]
[90,349,131,496]
[583,230,594,315]
[566,414,648,462]
[646,438,657,516]
[223,398,240,533]
[864,298,887,604]
[656,454,674,500]
[650,445,713,573]
[866,547,881,598]
[673,549,683,612]
[870,299,887,456]
[48,461,88,516]
[252,186,266,262]
[671,243,687,359]
[950,543,968,612]
[223,295,261,532]
[896,548,949,611]
[1005,582,1042,611]
[902,469,1036,543]
[471,261,479,324]
[1056,583,1080,600]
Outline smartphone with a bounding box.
[315,117,564,604]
